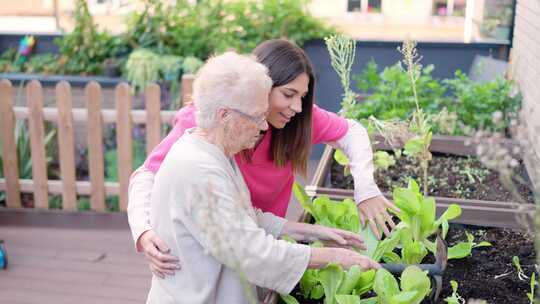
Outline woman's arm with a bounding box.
[254,209,365,250]
[127,105,196,276]
[127,166,180,278]
[328,119,400,239]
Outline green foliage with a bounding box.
[25,53,61,74]
[442,70,521,135]
[104,140,146,182]
[325,35,357,112]
[55,0,122,75]
[392,179,462,264]
[124,49,202,94]
[372,266,431,304]
[349,61,521,136]
[296,263,376,304]
[182,56,204,75]
[444,280,465,304]
[299,195,360,233]
[333,149,351,176]
[349,62,445,121]
[124,0,334,59]
[125,49,161,93]
[528,273,536,304]
[373,151,396,171]
[447,232,491,260]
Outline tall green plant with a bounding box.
[397,40,433,195]
[325,35,358,113]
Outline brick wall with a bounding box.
[510,0,540,188]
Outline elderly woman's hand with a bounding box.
[310,247,380,271]
[138,230,181,278]
[281,222,365,250]
[358,195,400,240]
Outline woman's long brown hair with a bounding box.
[252,39,315,177]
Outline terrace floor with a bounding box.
[0,217,149,304]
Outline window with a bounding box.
[348,0,361,12]
[433,0,466,16]
[368,0,381,13]
[348,0,382,13]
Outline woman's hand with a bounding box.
[281,222,365,250]
[358,195,400,239]
[138,230,181,278]
[310,247,380,271]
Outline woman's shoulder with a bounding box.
[173,104,197,125]
[310,104,348,143]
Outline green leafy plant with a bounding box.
[512,256,537,303]
[55,0,120,75]
[350,61,446,121]
[350,60,521,137]
[442,71,521,135]
[528,273,536,304]
[124,0,333,60]
[372,266,431,304]
[294,263,377,304]
[125,49,161,93]
[513,255,529,281]
[444,280,465,304]
[25,53,61,74]
[391,179,462,264]
[181,56,204,75]
[447,232,491,260]
[325,34,358,113]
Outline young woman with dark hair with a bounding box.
[128,39,398,277]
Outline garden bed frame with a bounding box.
[302,145,535,230]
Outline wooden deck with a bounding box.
[0,210,150,304]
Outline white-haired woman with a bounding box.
[146,52,379,304]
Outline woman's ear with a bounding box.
[216,107,231,124]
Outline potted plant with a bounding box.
[102,58,121,78]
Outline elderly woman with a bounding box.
[146,51,379,304]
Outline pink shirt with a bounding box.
[144,104,348,217]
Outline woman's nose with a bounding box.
[290,97,302,113]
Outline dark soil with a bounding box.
[438,224,537,303]
[331,154,535,204]
[281,224,536,304]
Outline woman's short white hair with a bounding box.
[192,51,272,128]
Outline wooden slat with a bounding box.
[56,81,77,210]
[85,82,106,212]
[26,80,48,209]
[0,79,21,208]
[181,74,195,106]
[0,178,119,196]
[145,84,161,155]
[13,106,176,124]
[115,83,133,211]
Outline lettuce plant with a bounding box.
[391,179,463,264]
[372,266,431,304]
[444,280,465,304]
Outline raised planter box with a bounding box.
[304,145,534,229]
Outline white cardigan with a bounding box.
[146,131,310,304]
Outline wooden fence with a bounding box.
[0,76,194,212]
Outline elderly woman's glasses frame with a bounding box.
[226,107,267,126]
